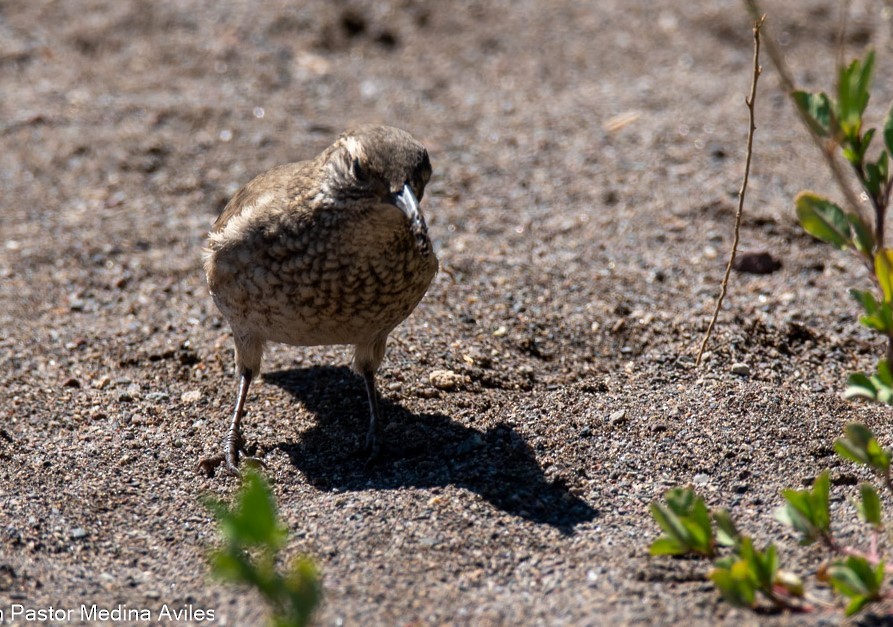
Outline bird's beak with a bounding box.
[393,183,421,222]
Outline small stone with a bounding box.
[608,409,627,426]
[733,251,781,275]
[181,390,202,403]
[63,377,81,388]
[429,369,467,391]
[730,362,750,376]
[71,527,88,539]
[693,473,710,485]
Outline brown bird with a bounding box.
[200,125,438,476]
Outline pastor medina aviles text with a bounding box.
[1,603,215,623]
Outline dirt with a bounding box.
[3,0,893,624]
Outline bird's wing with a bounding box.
[211,163,306,234]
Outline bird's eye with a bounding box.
[417,152,432,184]
[352,157,368,182]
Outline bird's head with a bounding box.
[325,125,431,206]
[324,125,433,252]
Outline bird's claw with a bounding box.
[197,436,266,478]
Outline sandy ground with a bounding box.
[3,0,893,624]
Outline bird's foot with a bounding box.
[197,434,265,478]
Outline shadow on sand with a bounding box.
[264,366,596,533]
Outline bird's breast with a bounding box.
[207,201,437,348]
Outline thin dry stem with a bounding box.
[696,17,764,367]
[743,0,868,226]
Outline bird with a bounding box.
[199,125,438,476]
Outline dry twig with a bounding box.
[696,16,765,367]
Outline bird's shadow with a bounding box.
[263,366,597,533]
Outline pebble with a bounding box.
[181,390,202,403]
[693,473,709,485]
[429,369,467,391]
[732,251,781,275]
[608,410,627,426]
[730,363,750,376]
[70,527,88,539]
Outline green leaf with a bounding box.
[838,52,874,139]
[875,249,893,302]
[846,215,875,256]
[223,471,288,550]
[650,488,715,557]
[709,562,756,608]
[795,192,852,249]
[280,558,322,627]
[665,486,695,515]
[650,501,692,549]
[851,288,880,315]
[828,555,884,615]
[649,536,686,557]
[850,289,878,315]
[862,128,877,162]
[208,549,256,585]
[883,100,893,158]
[713,508,740,548]
[745,540,777,591]
[777,471,831,545]
[793,90,834,137]
[829,562,871,598]
[836,422,892,470]
[846,423,878,449]
[878,359,893,386]
[857,483,883,527]
[835,429,873,462]
[682,517,711,554]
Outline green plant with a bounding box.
[649,422,893,617]
[205,471,321,627]
[826,556,885,616]
[649,487,721,558]
[793,51,893,388]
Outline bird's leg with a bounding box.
[361,369,382,464]
[198,368,265,477]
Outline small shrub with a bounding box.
[649,422,892,617]
[205,471,321,627]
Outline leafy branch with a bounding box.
[205,471,321,627]
[650,422,893,617]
